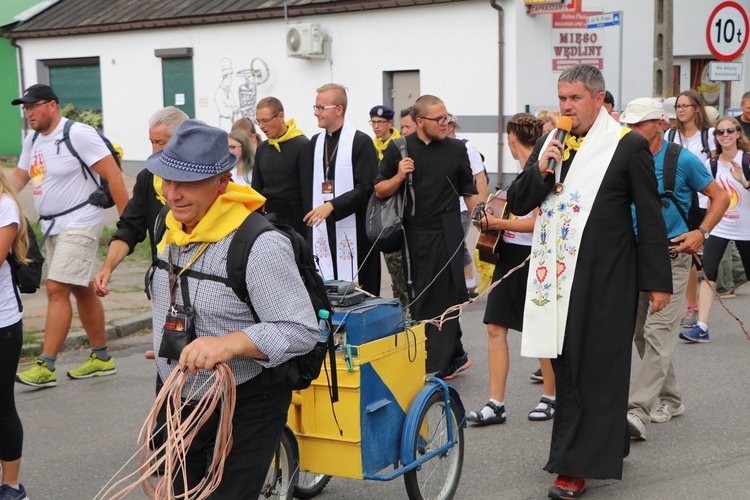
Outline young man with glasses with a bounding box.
[375,94,479,380]
[368,105,400,160]
[302,84,380,295]
[10,84,129,388]
[250,96,309,237]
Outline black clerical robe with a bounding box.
[302,127,380,295]
[376,134,478,372]
[252,135,309,237]
[508,130,672,479]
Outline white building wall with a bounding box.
[14,0,750,172]
[17,1,501,167]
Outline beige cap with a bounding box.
[662,97,677,120]
[619,97,668,124]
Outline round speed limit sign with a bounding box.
[707,1,749,61]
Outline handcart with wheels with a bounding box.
[262,298,466,500]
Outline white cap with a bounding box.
[619,98,669,124]
[663,97,677,120]
[705,106,719,125]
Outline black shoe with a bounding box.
[530,368,543,382]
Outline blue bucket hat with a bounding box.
[146,120,236,182]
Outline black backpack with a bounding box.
[667,127,711,157]
[10,217,45,311]
[365,137,411,253]
[151,206,338,399]
[708,151,750,180]
[661,142,704,231]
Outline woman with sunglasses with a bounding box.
[667,90,717,330]
[680,117,750,343]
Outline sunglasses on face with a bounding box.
[715,127,737,136]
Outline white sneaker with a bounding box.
[650,403,685,423]
[627,412,646,440]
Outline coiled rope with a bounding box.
[96,363,236,499]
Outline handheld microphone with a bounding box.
[546,116,573,172]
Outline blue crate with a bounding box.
[332,298,404,345]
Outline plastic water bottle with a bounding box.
[317,310,330,343]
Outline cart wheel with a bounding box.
[260,431,298,499]
[403,391,464,500]
[293,472,332,499]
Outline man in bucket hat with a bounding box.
[147,120,318,497]
[619,98,727,440]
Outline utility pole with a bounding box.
[653,0,674,97]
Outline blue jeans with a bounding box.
[172,380,291,499]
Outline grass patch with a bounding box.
[1,158,17,169]
[30,217,150,264]
[99,225,152,263]
[23,331,41,344]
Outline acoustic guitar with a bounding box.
[474,191,510,265]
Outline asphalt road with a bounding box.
[15,292,750,499]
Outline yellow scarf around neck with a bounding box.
[562,127,630,162]
[373,127,401,160]
[156,183,266,254]
[153,175,166,205]
[268,119,304,152]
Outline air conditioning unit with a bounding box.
[286,23,325,58]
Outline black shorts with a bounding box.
[483,241,531,331]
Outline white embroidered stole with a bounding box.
[521,107,624,358]
[312,122,357,282]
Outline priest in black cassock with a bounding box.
[302,83,380,295]
[507,64,672,499]
[375,95,479,378]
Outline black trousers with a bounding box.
[0,319,23,461]
[172,380,292,499]
[701,236,750,282]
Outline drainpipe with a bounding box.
[490,0,504,190]
[9,34,28,134]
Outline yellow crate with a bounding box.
[287,324,426,479]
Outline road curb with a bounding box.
[21,313,153,358]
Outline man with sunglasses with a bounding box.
[251,97,309,237]
[10,84,129,388]
[302,84,380,295]
[619,98,727,442]
[375,94,479,380]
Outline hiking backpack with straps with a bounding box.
[150,206,338,399]
[708,151,750,180]
[661,141,704,231]
[9,217,45,311]
[667,127,711,157]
